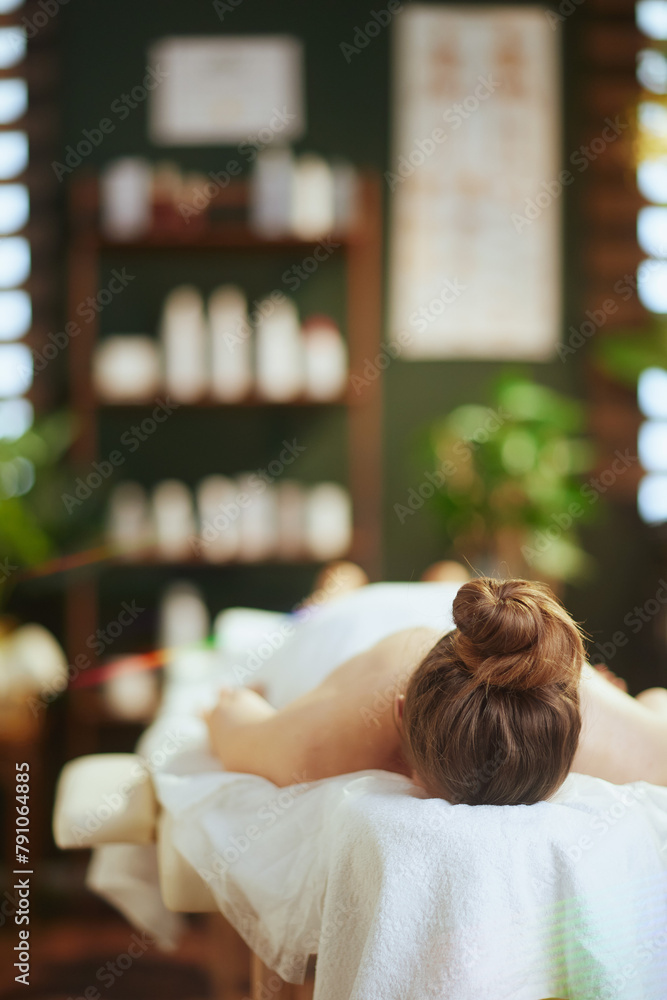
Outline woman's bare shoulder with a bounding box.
[373,625,443,657]
[363,626,443,681]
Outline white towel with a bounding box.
[153,764,667,1000]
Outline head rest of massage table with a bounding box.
[53,753,216,912]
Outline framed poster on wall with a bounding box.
[148,35,304,145]
[389,5,561,360]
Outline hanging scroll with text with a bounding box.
[389,5,560,360]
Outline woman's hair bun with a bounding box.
[451,577,583,690]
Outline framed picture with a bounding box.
[389,5,561,360]
[148,35,305,145]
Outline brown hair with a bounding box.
[402,577,585,806]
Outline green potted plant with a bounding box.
[422,373,597,589]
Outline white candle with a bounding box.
[100,157,153,241]
[305,483,353,561]
[208,285,253,401]
[93,336,162,403]
[302,315,348,400]
[160,285,208,403]
[152,480,197,560]
[255,297,304,401]
[196,475,240,562]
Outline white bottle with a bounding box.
[106,481,152,557]
[236,474,278,562]
[255,297,304,401]
[160,285,208,403]
[292,154,335,239]
[208,285,253,401]
[152,480,198,560]
[196,475,240,562]
[332,160,359,232]
[159,581,212,684]
[302,315,348,400]
[250,147,294,238]
[305,483,353,561]
[100,157,153,241]
[275,480,306,561]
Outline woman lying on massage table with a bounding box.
[205,573,667,806]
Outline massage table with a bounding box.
[52,587,667,999]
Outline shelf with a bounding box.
[68,174,365,252]
[87,228,357,252]
[64,171,383,760]
[97,393,353,410]
[102,555,332,569]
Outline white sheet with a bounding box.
[87,583,667,999]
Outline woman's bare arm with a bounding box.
[204,629,433,785]
[204,686,339,785]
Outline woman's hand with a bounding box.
[203,686,277,768]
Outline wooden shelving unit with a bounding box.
[63,171,383,745]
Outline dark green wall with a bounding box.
[56,0,664,687]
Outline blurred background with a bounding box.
[1,0,667,995]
